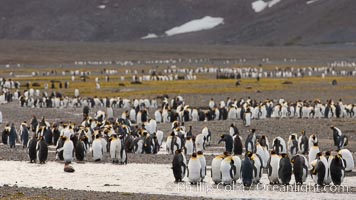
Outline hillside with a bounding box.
[0,0,355,46]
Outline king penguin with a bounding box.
[109,134,121,163]
[92,133,104,161]
[310,154,326,186]
[245,129,256,153]
[288,133,299,157]
[218,134,234,154]
[27,134,37,163]
[298,130,308,155]
[184,136,194,156]
[232,155,242,182]
[63,136,74,164]
[267,150,281,185]
[220,155,236,185]
[172,149,186,182]
[278,153,292,185]
[187,152,202,184]
[242,151,254,187]
[211,152,228,184]
[37,136,48,164]
[197,151,206,181]
[291,154,308,184]
[256,142,270,169]
[331,126,348,150]
[233,134,243,155]
[338,149,354,172]
[330,154,345,185]
[272,136,287,155]
[308,134,320,167]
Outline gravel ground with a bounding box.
[0,185,205,200]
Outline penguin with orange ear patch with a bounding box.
[330,154,345,185]
[172,149,186,182]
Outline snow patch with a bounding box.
[165,16,224,36]
[98,5,106,9]
[306,0,321,4]
[141,33,159,40]
[252,0,282,13]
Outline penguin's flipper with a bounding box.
[230,165,236,179]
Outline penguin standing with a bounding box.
[75,135,87,162]
[331,126,348,150]
[243,108,252,127]
[338,149,354,172]
[119,135,127,164]
[187,153,202,184]
[291,154,308,184]
[63,137,74,164]
[56,136,65,161]
[92,134,104,161]
[288,134,298,156]
[20,122,29,148]
[201,127,211,146]
[242,151,254,187]
[233,134,243,155]
[109,134,121,163]
[166,132,181,154]
[256,142,269,168]
[156,130,164,147]
[172,149,186,182]
[184,137,194,156]
[245,129,256,153]
[251,153,263,183]
[330,154,345,185]
[272,136,287,155]
[195,133,205,152]
[211,153,227,184]
[27,135,37,163]
[308,135,320,167]
[36,136,48,164]
[232,155,242,182]
[220,156,236,185]
[298,130,308,154]
[319,153,332,185]
[197,151,206,181]
[310,158,326,186]
[267,150,281,184]
[278,153,292,185]
[218,134,234,153]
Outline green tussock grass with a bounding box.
[4,71,356,98]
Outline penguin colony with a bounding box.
[0,95,354,188]
[173,124,353,187]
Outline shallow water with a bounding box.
[0,161,355,199]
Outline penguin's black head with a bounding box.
[281,153,288,158]
[197,151,203,155]
[271,150,276,155]
[325,151,331,156]
[175,149,181,154]
[191,153,197,158]
[316,152,322,158]
[246,151,253,158]
[220,134,225,139]
[291,135,296,140]
[223,151,230,157]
